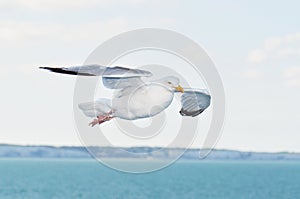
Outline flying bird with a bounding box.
[40,65,211,127]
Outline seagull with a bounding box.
[40,65,211,127]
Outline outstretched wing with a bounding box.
[179,89,211,117]
[40,64,152,89]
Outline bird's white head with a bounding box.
[157,76,184,93]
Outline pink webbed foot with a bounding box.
[89,112,114,127]
[89,118,100,127]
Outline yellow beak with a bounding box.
[175,85,184,93]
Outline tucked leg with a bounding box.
[89,111,114,127]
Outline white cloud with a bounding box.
[241,69,262,79]
[0,16,177,78]
[245,32,300,83]
[277,47,300,58]
[0,0,175,12]
[264,37,281,51]
[283,66,300,87]
[0,15,176,48]
[284,32,300,43]
[247,32,300,63]
[0,17,129,77]
[0,18,129,45]
[0,0,146,11]
[247,49,266,63]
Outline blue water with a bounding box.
[0,159,300,199]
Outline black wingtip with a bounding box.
[39,66,78,75]
[179,108,205,117]
[39,67,52,70]
[39,66,96,76]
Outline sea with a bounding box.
[0,159,299,199]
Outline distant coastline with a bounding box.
[1,144,300,161]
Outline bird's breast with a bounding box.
[113,84,174,120]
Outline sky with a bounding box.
[0,0,299,152]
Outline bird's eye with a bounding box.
[168,81,171,84]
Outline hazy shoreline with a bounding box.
[1,144,300,161]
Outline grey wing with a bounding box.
[39,64,107,76]
[40,64,152,89]
[102,76,145,89]
[179,89,211,117]
[102,66,152,89]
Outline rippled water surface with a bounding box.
[0,159,299,199]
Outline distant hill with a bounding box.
[1,144,300,160]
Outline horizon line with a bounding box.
[0,143,299,155]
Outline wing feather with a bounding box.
[39,64,152,77]
[40,64,152,89]
[179,89,211,117]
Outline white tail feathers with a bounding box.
[78,99,112,118]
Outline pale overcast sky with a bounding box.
[0,0,299,152]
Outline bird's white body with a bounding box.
[40,64,211,126]
[112,84,174,120]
